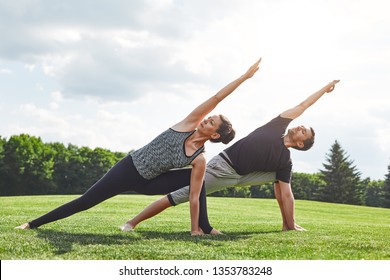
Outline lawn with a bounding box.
[1,195,390,260]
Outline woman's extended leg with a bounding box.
[27,156,145,229]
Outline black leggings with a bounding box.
[28,155,212,233]
[135,167,212,233]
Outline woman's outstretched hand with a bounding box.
[242,57,262,79]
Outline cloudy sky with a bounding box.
[0,0,389,180]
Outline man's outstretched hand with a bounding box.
[325,80,340,93]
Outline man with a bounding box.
[120,79,340,233]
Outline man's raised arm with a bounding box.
[280,80,340,120]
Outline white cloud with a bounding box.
[49,91,63,109]
[24,64,35,71]
[51,91,64,102]
[0,68,12,74]
[20,103,69,128]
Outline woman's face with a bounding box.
[198,115,222,138]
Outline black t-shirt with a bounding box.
[224,115,293,183]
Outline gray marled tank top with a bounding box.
[130,128,205,180]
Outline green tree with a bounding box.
[383,162,390,208]
[319,140,363,205]
[48,142,73,193]
[62,144,92,194]
[79,147,125,192]
[364,179,384,207]
[0,136,6,194]
[49,144,126,194]
[0,134,128,196]
[1,134,56,195]
[250,183,274,198]
[211,186,251,198]
[291,172,326,201]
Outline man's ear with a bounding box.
[297,141,304,149]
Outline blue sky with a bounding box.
[0,0,389,180]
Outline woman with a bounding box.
[16,58,261,235]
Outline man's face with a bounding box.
[287,125,313,144]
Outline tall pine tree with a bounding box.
[319,140,363,205]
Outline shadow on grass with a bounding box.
[35,229,279,255]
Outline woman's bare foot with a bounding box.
[191,231,204,236]
[119,222,134,232]
[15,223,30,230]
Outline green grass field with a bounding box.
[1,195,389,260]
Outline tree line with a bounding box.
[0,134,126,196]
[1,134,389,208]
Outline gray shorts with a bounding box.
[169,153,276,205]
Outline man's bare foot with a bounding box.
[282,224,307,231]
[119,222,134,232]
[210,228,224,235]
[294,224,307,231]
[15,223,30,230]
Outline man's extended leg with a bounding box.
[121,196,172,231]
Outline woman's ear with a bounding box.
[211,132,221,140]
